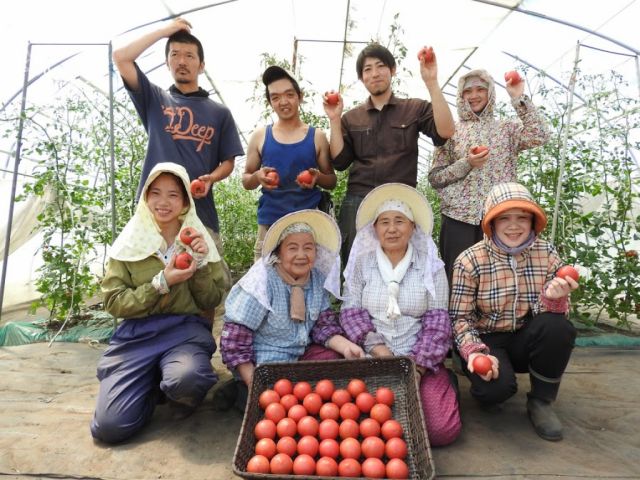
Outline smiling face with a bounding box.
[145,173,188,229]
[462,85,489,114]
[374,210,415,256]
[166,41,203,90]
[277,232,317,280]
[267,78,302,121]
[492,208,534,248]
[361,57,394,97]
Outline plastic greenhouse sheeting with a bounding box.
[0,312,115,347]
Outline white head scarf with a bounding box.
[108,162,220,263]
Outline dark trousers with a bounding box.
[439,215,483,285]
[337,193,365,268]
[460,312,577,405]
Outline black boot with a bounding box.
[527,369,563,441]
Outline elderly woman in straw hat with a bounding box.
[340,183,461,446]
[219,209,364,410]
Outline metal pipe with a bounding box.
[338,0,352,90]
[108,42,116,240]
[0,43,32,320]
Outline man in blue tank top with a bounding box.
[243,66,337,261]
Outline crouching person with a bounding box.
[90,162,225,443]
[450,182,578,441]
[218,209,364,411]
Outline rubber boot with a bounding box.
[527,369,563,441]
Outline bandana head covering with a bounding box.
[374,199,414,223]
[108,162,220,263]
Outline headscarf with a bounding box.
[108,162,219,263]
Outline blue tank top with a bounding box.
[257,125,322,225]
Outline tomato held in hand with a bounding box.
[471,145,489,155]
[265,170,280,187]
[472,355,493,376]
[179,227,197,245]
[417,46,435,63]
[504,70,522,85]
[190,179,205,196]
[175,252,193,270]
[326,91,340,105]
[556,265,580,282]
[246,454,270,474]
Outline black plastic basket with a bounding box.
[232,356,435,479]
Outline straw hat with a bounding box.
[355,183,434,234]
[262,209,341,258]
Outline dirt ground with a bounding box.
[1,324,639,480]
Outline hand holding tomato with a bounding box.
[468,352,499,381]
[164,251,196,286]
[417,45,438,84]
[468,145,489,168]
[323,90,343,120]
[258,168,279,189]
[296,169,316,188]
[190,178,206,197]
[545,265,580,299]
[504,70,525,98]
[184,229,208,256]
[324,90,341,106]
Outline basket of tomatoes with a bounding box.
[232,356,434,479]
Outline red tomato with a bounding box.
[270,453,293,475]
[179,227,196,246]
[318,418,340,440]
[296,170,314,186]
[279,393,298,411]
[347,378,368,398]
[355,391,376,413]
[276,436,297,457]
[189,178,205,196]
[381,419,403,440]
[557,265,580,282]
[385,437,408,459]
[297,415,319,437]
[175,252,193,270]
[316,456,339,476]
[339,437,361,459]
[302,392,323,415]
[319,402,340,421]
[265,170,280,187]
[276,417,297,438]
[325,91,340,105]
[297,435,319,457]
[504,70,522,85]
[264,402,286,423]
[293,454,316,475]
[359,417,381,438]
[254,419,276,440]
[287,404,307,423]
[471,145,489,155]
[370,403,392,424]
[273,378,293,397]
[361,436,385,459]
[331,388,352,407]
[375,387,395,406]
[315,378,336,401]
[318,438,340,458]
[472,355,492,376]
[293,381,313,401]
[338,458,362,477]
[258,389,280,410]
[246,454,270,474]
[417,46,434,63]
[386,458,410,479]
[339,418,360,439]
[340,402,361,421]
[362,457,386,478]
[254,438,277,459]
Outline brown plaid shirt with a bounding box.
[449,237,566,359]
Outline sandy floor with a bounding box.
[1,337,639,479]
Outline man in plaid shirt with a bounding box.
[450,182,578,441]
